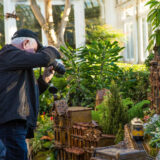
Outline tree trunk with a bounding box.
[30,0,57,46]
[30,0,71,48]
[44,0,58,46]
[57,0,71,47]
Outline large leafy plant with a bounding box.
[61,40,124,107]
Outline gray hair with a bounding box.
[11,37,37,46]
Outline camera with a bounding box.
[51,60,65,75]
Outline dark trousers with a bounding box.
[0,120,28,160]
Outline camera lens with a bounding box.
[51,60,65,75]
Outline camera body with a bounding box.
[39,46,66,75]
[51,60,65,75]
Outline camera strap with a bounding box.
[39,67,42,76]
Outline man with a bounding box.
[0,140,6,160]
[0,29,64,160]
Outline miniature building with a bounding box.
[90,147,147,160]
[149,46,160,113]
[95,89,109,107]
[53,100,115,160]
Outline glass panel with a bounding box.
[142,17,148,59]
[85,0,104,25]
[15,4,41,42]
[0,3,4,47]
[117,0,128,5]
[125,23,134,59]
[52,5,75,48]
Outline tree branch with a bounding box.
[58,0,71,45]
[30,0,46,26]
[30,0,57,46]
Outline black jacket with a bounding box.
[0,44,60,129]
[0,140,6,159]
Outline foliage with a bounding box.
[33,150,55,160]
[86,24,125,46]
[143,108,156,122]
[34,62,150,114]
[116,63,147,72]
[144,52,154,69]
[127,100,150,121]
[114,124,124,144]
[30,114,54,157]
[39,91,54,114]
[92,95,109,132]
[122,98,134,109]
[122,98,150,121]
[116,63,150,103]
[105,81,128,135]
[144,114,160,148]
[34,69,55,114]
[60,40,124,107]
[92,81,128,135]
[146,0,160,49]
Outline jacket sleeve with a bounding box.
[37,75,49,95]
[4,46,61,70]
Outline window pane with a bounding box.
[52,5,75,48]
[0,3,4,47]
[142,17,148,58]
[85,0,104,25]
[126,23,134,59]
[16,4,41,42]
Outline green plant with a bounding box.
[105,81,128,134]
[144,52,154,69]
[116,63,150,103]
[86,24,125,46]
[92,81,128,135]
[144,115,160,148]
[114,124,124,144]
[146,0,160,49]
[61,40,124,107]
[127,100,150,121]
[34,69,55,114]
[30,114,54,156]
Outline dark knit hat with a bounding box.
[11,29,43,50]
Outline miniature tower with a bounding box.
[149,46,160,113]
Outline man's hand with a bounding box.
[42,66,55,83]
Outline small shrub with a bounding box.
[92,81,128,135]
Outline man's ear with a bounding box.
[22,39,30,49]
